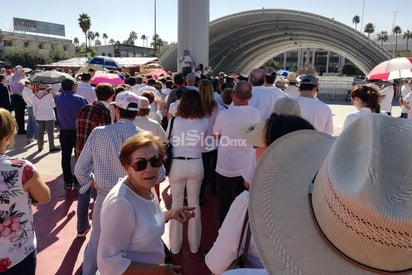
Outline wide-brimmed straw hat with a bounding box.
[249,114,412,274]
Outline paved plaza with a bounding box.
[6,101,401,275]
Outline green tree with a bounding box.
[364,23,375,38]
[393,25,402,56]
[141,34,147,47]
[102,33,108,45]
[95,39,102,47]
[87,31,95,47]
[3,48,51,68]
[78,13,91,49]
[127,31,138,46]
[73,37,79,46]
[109,39,116,45]
[377,31,388,46]
[352,15,360,31]
[150,33,163,53]
[403,30,412,52]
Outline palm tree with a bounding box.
[95,32,100,42]
[377,31,388,46]
[102,33,108,45]
[150,33,164,53]
[393,25,402,56]
[73,37,79,47]
[352,15,360,31]
[109,39,116,46]
[128,31,138,45]
[403,30,412,52]
[78,13,91,49]
[95,39,102,47]
[87,31,95,47]
[364,23,375,38]
[141,34,147,47]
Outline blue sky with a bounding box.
[1,0,411,45]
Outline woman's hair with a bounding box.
[177,89,204,119]
[273,97,301,116]
[264,114,314,146]
[350,84,382,113]
[0,108,17,145]
[95,83,115,101]
[198,79,217,116]
[141,91,155,104]
[119,131,166,167]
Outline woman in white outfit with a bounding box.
[343,84,383,130]
[168,89,208,254]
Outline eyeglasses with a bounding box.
[131,156,163,171]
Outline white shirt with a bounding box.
[181,55,193,68]
[76,82,96,103]
[205,191,264,274]
[379,86,394,113]
[343,107,372,130]
[248,86,284,121]
[167,116,209,158]
[32,90,56,120]
[404,92,412,120]
[168,99,180,117]
[97,178,165,275]
[295,96,334,135]
[134,116,167,142]
[401,84,410,113]
[214,105,261,177]
[283,85,299,98]
[22,87,34,107]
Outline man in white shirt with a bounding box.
[295,75,334,135]
[248,68,284,121]
[76,73,97,103]
[379,80,394,116]
[179,49,193,76]
[214,80,261,225]
[400,78,410,118]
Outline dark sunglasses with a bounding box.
[131,156,163,171]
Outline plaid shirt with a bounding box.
[75,101,112,159]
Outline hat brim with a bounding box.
[239,121,266,147]
[248,130,385,274]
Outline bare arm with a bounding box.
[23,172,51,204]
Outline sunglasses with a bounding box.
[131,156,163,171]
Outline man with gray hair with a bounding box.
[248,68,284,121]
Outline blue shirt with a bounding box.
[54,91,88,130]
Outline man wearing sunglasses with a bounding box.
[74,91,142,275]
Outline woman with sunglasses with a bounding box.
[97,131,195,275]
[343,84,384,130]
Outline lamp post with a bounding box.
[154,0,157,54]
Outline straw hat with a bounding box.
[249,114,412,274]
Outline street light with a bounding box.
[154,0,157,54]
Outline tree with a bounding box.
[102,33,108,45]
[352,15,360,31]
[150,33,163,53]
[78,13,91,49]
[393,25,402,56]
[3,48,51,68]
[377,31,388,46]
[364,23,375,38]
[95,39,102,47]
[73,37,79,46]
[87,31,95,47]
[127,31,138,46]
[141,34,147,47]
[403,30,412,52]
[109,39,116,45]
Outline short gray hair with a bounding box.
[273,97,301,116]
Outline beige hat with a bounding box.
[138,96,151,110]
[250,114,412,274]
[287,73,297,83]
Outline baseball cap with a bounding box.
[114,91,138,111]
[299,74,318,86]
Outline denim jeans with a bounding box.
[26,106,38,139]
[76,186,96,232]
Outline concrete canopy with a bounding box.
[160,9,392,75]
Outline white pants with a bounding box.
[168,158,203,253]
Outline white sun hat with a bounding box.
[249,113,412,274]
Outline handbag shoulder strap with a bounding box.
[240,220,251,263]
[167,116,176,140]
[235,210,249,259]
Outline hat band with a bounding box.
[308,175,412,273]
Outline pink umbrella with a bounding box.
[367,57,412,81]
[90,73,124,86]
[144,69,168,79]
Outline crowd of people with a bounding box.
[0,54,411,275]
